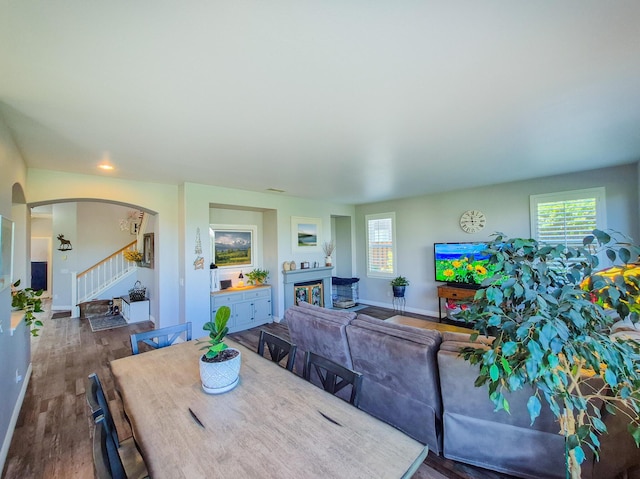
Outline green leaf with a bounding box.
[488,315,501,327]
[619,247,631,263]
[527,395,541,425]
[604,367,618,387]
[628,424,640,447]
[573,445,586,464]
[502,341,517,356]
[592,417,607,433]
[527,340,544,362]
[576,425,590,440]
[502,397,510,414]
[500,357,512,374]
[566,434,580,450]
[489,364,499,382]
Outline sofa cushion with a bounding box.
[346,314,444,454]
[353,314,441,344]
[284,304,355,376]
[295,300,356,323]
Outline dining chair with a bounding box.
[92,414,149,479]
[303,351,363,407]
[130,322,192,355]
[86,373,121,447]
[257,330,297,371]
[93,415,127,479]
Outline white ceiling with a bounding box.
[2,2,640,204]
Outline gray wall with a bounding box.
[0,111,31,471]
[355,163,639,317]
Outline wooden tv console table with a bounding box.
[437,285,478,320]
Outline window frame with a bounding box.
[529,187,607,247]
[365,212,396,279]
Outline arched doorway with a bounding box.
[27,199,157,317]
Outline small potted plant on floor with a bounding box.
[246,268,269,285]
[199,305,241,394]
[11,280,45,336]
[390,276,410,297]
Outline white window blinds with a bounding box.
[366,213,396,277]
[530,188,606,247]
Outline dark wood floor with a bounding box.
[2,303,514,479]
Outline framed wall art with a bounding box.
[0,216,14,292]
[210,225,256,268]
[141,233,154,268]
[291,216,321,253]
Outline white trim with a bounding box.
[530,187,607,240]
[0,362,32,473]
[365,212,396,278]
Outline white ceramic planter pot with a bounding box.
[199,348,241,394]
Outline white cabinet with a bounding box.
[121,296,150,323]
[211,285,272,333]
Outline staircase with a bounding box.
[73,241,139,314]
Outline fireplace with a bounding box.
[283,266,333,310]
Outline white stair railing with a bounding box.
[76,241,139,306]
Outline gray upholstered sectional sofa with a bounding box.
[284,301,640,479]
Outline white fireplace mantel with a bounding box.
[283,266,333,310]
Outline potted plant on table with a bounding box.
[456,230,640,479]
[390,276,410,297]
[11,279,45,337]
[246,268,269,285]
[199,305,241,394]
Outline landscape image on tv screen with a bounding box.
[434,242,497,286]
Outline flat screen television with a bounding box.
[434,242,496,288]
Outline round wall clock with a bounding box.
[460,210,486,233]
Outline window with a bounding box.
[366,213,396,277]
[530,187,606,248]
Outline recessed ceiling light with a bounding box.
[98,164,114,171]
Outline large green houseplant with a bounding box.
[456,230,640,479]
[11,279,45,337]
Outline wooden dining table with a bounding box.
[110,338,428,479]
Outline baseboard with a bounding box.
[0,361,32,473]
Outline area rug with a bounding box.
[88,314,127,332]
[51,311,71,319]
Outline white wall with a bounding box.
[26,172,356,335]
[182,183,356,334]
[26,169,180,329]
[51,203,77,310]
[355,163,639,317]
[0,110,31,473]
[76,202,139,270]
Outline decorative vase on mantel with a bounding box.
[325,256,332,267]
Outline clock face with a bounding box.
[460,210,486,233]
